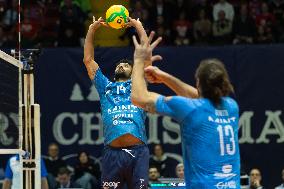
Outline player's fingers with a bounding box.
[151,37,162,49]
[148,31,155,45]
[101,22,110,27]
[98,17,103,22]
[151,55,163,62]
[132,35,139,47]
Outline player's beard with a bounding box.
[114,70,131,81]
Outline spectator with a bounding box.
[232,4,256,44]
[58,0,85,46]
[131,1,151,30]
[148,166,160,185]
[55,167,81,188]
[255,2,275,27]
[249,0,262,19]
[149,144,172,177]
[212,10,233,45]
[2,154,49,189]
[193,8,212,45]
[255,25,274,44]
[213,0,235,21]
[173,11,192,46]
[43,143,66,189]
[73,151,100,189]
[175,163,184,179]
[192,0,212,21]
[150,0,171,28]
[275,168,284,189]
[1,0,17,30]
[249,168,266,189]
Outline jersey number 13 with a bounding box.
[217,125,236,156]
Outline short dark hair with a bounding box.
[58,167,71,176]
[195,59,234,106]
[115,59,133,67]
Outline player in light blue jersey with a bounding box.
[131,32,240,189]
[83,17,161,189]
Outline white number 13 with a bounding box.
[217,125,236,156]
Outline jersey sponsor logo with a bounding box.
[215,181,236,189]
[214,165,236,179]
[113,119,133,126]
[208,116,236,124]
[102,181,120,188]
[108,105,138,114]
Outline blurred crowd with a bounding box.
[0,0,284,48]
[129,0,284,46]
[1,143,284,188]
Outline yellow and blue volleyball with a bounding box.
[106,5,129,29]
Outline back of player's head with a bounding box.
[115,59,133,68]
[195,58,234,105]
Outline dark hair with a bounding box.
[58,167,71,175]
[115,59,133,67]
[195,59,234,106]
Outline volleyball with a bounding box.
[106,5,129,29]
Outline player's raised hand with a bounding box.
[133,31,162,65]
[144,66,165,83]
[89,16,108,30]
[125,17,142,28]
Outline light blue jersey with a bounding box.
[93,68,147,145]
[156,96,240,189]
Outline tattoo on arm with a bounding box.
[144,101,156,113]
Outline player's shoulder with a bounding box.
[164,96,204,109]
[223,97,239,110]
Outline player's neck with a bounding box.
[116,78,129,82]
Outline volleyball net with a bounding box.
[0,49,41,189]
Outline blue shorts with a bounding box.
[101,144,149,189]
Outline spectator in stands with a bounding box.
[249,0,262,19]
[175,163,184,179]
[148,166,161,185]
[270,0,284,42]
[213,0,235,21]
[173,11,192,46]
[21,8,41,48]
[58,0,85,46]
[55,167,81,189]
[74,151,100,189]
[193,8,212,45]
[212,10,233,45]
[249,168,266,189]
[150,0,171,29]
[41,0,60,47]
[2,154,49,189]
[255,24,274,44]
[43,143,66,189]
[192,0,212,21]
[256,2,275,27]
[1,0,17,30]
[275,168,284,189]
[232,4,256,44]
[131,1,151,31]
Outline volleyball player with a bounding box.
[131,33,241,188]
[83,17,161,189]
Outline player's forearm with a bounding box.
[84,26,96,63]
[161,72,198,98]
[131,59,151,108]
[135,24,147,44]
